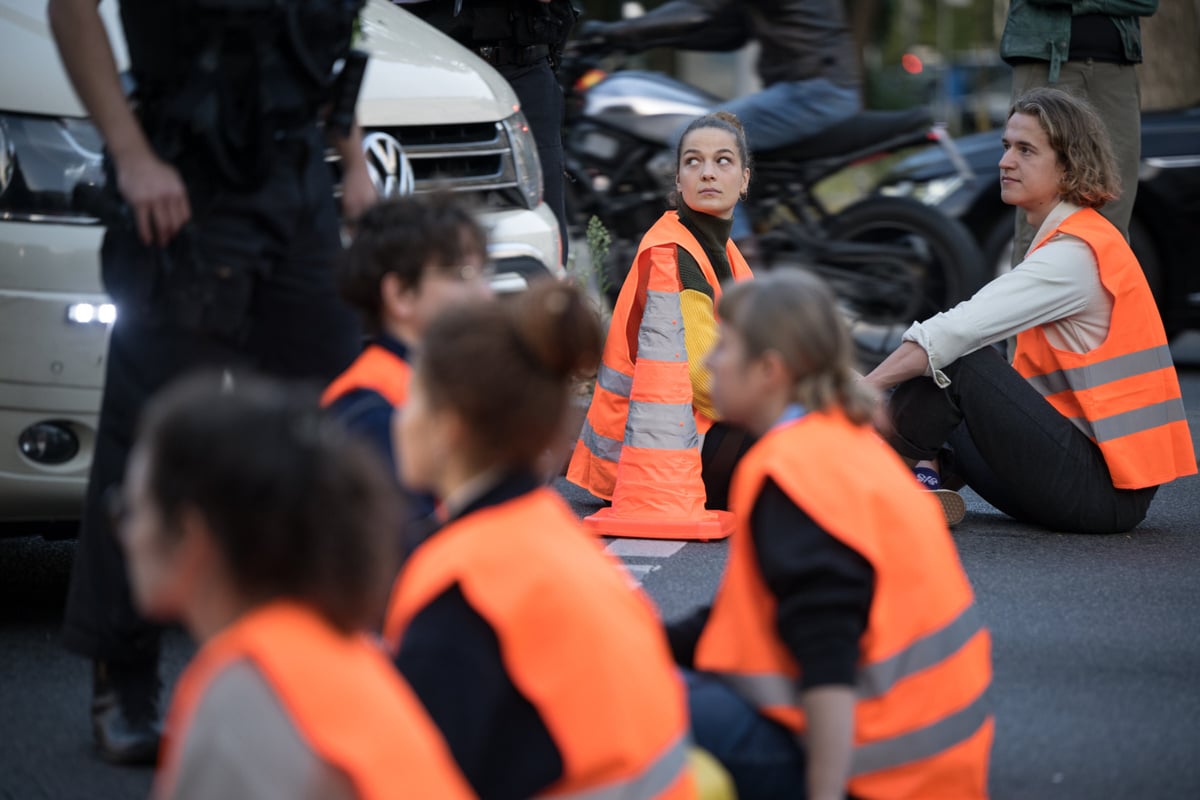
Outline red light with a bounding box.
[902,53,923,75]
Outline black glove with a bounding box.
[571,19,615,54]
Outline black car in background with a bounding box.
[879,105,1200,336]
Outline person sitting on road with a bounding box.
[577,0,861,244]
[863,87,1195,533]
[568,111,755,511]
[577,0,860,156]
[113,372,472,800]
[323,195,492,517]
[382,281,696,799]
[672,269,993,800]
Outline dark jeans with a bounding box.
[498,59,568,264]
[685,670,809,800]
[887,347,1157,534]
[62,128,362,664]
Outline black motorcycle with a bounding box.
[560,50,987,365]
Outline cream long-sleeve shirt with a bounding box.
[902,201,1113,387]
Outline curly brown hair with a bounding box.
[1010,87,1121,209]
[338,194,488,335]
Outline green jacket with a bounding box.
[1000,0,1157,83]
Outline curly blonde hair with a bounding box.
[1010,87,1121,209]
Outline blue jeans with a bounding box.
[716,78,860,239]
[684,669,809,800]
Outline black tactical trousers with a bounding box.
[62,127,361,663]
[498,59,568,264]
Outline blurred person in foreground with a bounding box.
[114,372,471,800]
[383,281,697,799]
[323,195,493,519]
[864,88,1193,532]
[673,268,992,800]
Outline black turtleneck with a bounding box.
[676,203,734,298]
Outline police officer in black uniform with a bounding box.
[403,0,577,263]
[47,0,374,765]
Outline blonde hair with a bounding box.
[1010,87,1121,209]
[717,269,876,424]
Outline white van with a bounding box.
[0,0,563,529]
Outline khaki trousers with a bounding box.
[1010,61,1141,265]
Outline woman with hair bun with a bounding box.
[383,281,696,800]
[568,111,756,512]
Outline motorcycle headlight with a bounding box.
[0,113,106,223]
[502,112,543,211]
[881,174,965,206]
[880,174,966,212]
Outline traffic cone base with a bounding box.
[583,506,735,542]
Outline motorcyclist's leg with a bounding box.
[718,78,860,152]
[719,78,859,245]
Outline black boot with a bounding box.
[91,659,162,766]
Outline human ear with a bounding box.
[381,272,420,323]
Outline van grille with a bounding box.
[329,121,528,210]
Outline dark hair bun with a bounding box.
[511,281,603,379]
[710,110,746,135]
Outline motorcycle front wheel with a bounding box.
[822,196,986,369]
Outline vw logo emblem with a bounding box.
[362,131,416,198]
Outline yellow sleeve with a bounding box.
[680,288,720,421]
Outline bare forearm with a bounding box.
[802,685,856,800]
[330,120,365,168]
[862,341,930,392]
[47,0,150,163]
[331,120,377,220]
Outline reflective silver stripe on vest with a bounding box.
[718,672,802,711]
[580,419,623,463]
[719,671,991,776]
[850,689,991,777]
[1025,344,1175,398]
[554,734,690,800]
[625,401,700,450]
[857,604,983,700]
[1089,397,1188,443]
[597,363,634,398]
[638,291,688,363]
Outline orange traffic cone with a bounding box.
[582,252,735,541]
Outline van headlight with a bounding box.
[502,112,543,210]
[0,113,106,223]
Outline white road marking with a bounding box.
[605,538,685,585]
[604,540,686,558]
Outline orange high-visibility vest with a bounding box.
[697,411,993,800]
[1012,208,1195,489]
[321,343,411,408]
[157,602,472,800]
[567,210,752,501]
[384,488,695,800]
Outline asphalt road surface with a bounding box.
[4,338,1200,799]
